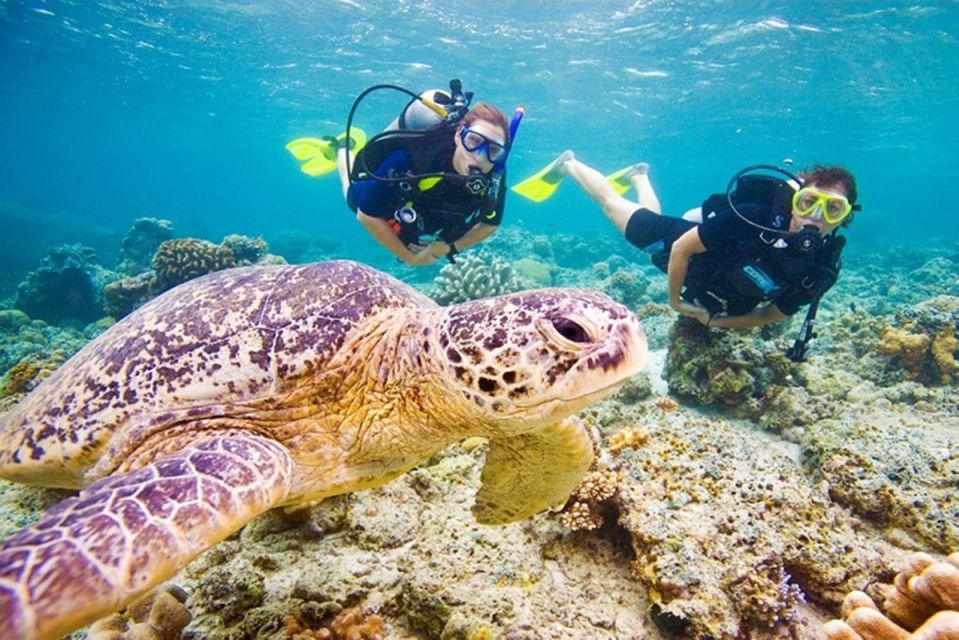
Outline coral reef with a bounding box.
[87,584,192,640]
[0,349,67,397]
[431,252,524,305]
[151,238,237,293]
[664,316,793,412]
[874,296,959,385]
[221,234,269,265]
[802,411,959,553]
[599,266,651,310]
[14,243,119,328]
[824,552,959,640]
[102,272,155,319]
[511,258,553,288]
[116,218,175,275]
[174,443,650,638]
[283,606,385,639]
[560,469,621,531]
[608,409,898,639]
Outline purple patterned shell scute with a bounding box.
[0,261,433,482]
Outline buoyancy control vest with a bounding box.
[349,111,500,245]
[681,175,845,316]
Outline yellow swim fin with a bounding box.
[605,165,635,196]
[511,151,573,203]
[286,128,367,177]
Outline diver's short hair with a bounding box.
[801,165,858,204]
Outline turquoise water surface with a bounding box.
[1,0,957,293]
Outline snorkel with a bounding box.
[488,106,525,200]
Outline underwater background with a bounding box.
[2,0,958,295]
[2,2,959,640]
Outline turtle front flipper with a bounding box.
[0,433,293,640]
[472,415,595,525]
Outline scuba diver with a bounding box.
[290,80,523,266]
[512,151,859,360]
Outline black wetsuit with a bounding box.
[624,179,844,316]
[348,126,505,248]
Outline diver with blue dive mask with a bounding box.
[332,79,524,266]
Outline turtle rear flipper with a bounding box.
[0,433,293,640]
[472,415,595,524]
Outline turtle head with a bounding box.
[436,288,647,432]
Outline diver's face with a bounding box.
[452,119,506,175]
[789,182,849,236]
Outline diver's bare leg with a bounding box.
[628,163,661,214]
[559,152,640,235]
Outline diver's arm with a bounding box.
[356,211,438,266]
[667,227,709,320]
[448,222,497,253]
[706,304,788,329]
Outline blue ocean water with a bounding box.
[1,0,957,293]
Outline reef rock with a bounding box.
[14,243,118,328]
[802,408,959,553]
[221,234,269,265]
[116,217,175,275]
[875,296,959,385]
[102,272,155,320]
[605,407,898,639]
[664,317,793,413]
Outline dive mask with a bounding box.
[460,127,508,164]
[792,187,852,225]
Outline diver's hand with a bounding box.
[408,245,441,266]
[429,241,451,258]
[672,300,710,325]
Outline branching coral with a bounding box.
[877,327,932,378]
[560,469,620,531]
[824,552,959,640]
[724,561,806,631]
[152,238,237,293]
[431,252,523,305]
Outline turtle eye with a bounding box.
[550,317,590,344]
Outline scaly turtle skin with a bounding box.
[0,260,646,639]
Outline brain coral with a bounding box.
[152,238,237,292]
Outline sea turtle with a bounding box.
[0,260,647,639]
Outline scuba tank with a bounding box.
[386,89,452,132]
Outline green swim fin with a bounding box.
[605,165,635,196]
[286,128,367,177]
[511,151,573,203]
